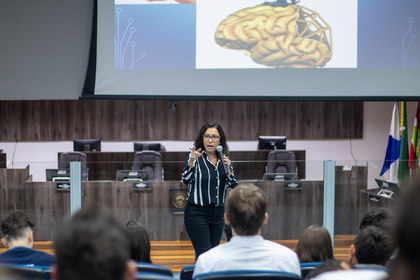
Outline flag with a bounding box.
[398,101,410,184]
[409,102,420,175]
[380,102,400,183]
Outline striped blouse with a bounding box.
[182,151,238,206]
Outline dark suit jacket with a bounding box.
[0,246,55,267]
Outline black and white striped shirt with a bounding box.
[182,151,238,206]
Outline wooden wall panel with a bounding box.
[335,166,367,235]
[0,100,363,141]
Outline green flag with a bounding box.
[398,101,410,185]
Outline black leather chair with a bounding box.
[132,151,163,181]
[193,270,302,280]
[263,150,298,180]
[134,142,166,152]
[58,151,88,181]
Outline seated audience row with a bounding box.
[3,177,420,280]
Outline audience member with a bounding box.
[386,177,420,280]
[359,208,393,232]
[0,211,55,266]
[305,259,351,279]
[122,220,152,263]
[295,224,334,263]
[52,205,136,280]
[349,225,393,268]
[193,184,300,277]
[359,207,396,266]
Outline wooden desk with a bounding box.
[359,188,398,214]
[58,150,306,181]
[1,164,370,240]
[2,167,321,241]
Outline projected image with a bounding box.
[130,0,196,3]
[147,0,196,3]
[114,3,196,70]
[358,0,420,68]
[214,2,332,68]
[197,0,357,69]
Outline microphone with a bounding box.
[216,145,229,175]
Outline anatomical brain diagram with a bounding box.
[215,2,333,68]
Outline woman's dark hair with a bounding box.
[193,121,229,155]
[295,224,334,263]
[122,220,152,263]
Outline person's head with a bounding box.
[224,184,267,236]
[53,205,136,280]
[1,211,34,248]
[350,225,393,266]
[194,121,229,156]
[359,208,393,232]
[305,259,352,279]
[386,176,420,280]
[295,224,334,263]
[122,220,152,263]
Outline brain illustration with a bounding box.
[215,4,333,68]
[147,0,196,3]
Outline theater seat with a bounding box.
[192,270,302,280]
[132,151,163,181]
[58,151,88,181]
[134,262,173,277]
[300,262,322,279]
[0,264,50,280]
[180,265,195,280]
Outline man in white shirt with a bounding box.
[193,184,301,277]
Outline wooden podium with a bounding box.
[359,188,398,214]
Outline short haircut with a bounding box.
[122,220,152,263]
[1,211,34,243]
[54,206,130,280]
[225,184,267,236]
[295,224,334,263]
[354,225,393,266]
[359,208,393,232]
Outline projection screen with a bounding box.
[93,0,420,99]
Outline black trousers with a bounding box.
[184,203,225,259]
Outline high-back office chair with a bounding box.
[193,270,302,280]
[132,151,163,181]
[264,150,298,180]
[58,151,88,181]
[134,142,166,152]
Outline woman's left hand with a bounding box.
[223,156,232,176]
